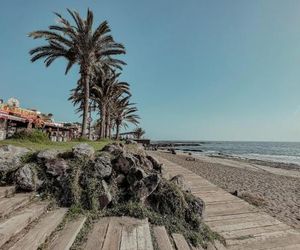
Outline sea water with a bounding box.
[157,141,300,166]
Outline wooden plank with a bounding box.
[0,193,33,218]
[229,230,300,249]
[0,202,48,248]
[153,226,173,250]
[206,213,272,227]
[223,223,291,240]
[172,233,190,250]
[204,212,263,222]
[102,217,123,250]
[0,186,15,198]
[136,220,153,250]
[48,216,86,250]
[210,218,284,232]
[120,226,138,250]
[10,208,67,250]
[85,217,110,250]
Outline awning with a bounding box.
[0,112,27,123]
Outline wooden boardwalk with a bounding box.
[152,153,300,250]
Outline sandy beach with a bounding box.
[154,151,300,229]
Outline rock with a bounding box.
[15,163,42,191]
[133,174,160,201]
[99,180,112,209]
[135,155,153,172]
[146,155,162,172]
[115,174,126,185]
[102,143,123,156]
[37,149,59,163]
[111,153,137,174]
[72,143,94,159]
[170,149,176,155]
[170,175,191,193]
[187,196,205,217]
[94,156,112,178]
[127,167,146,186]
[45,158,69,178]
[230,190,238,196]
[0,145,31,178]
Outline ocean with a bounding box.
[155,141,300,166]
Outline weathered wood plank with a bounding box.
[0,202,48,248]
[48,216,86,250]
[120,226,138,250]
[102,217,123,250]
[85,217,110,250]
[0,193,33,218]
[10,208,67,250]
[0,186,15,198]
[136,220,153,250]
[172,233,190,250]
[153,226,173,250]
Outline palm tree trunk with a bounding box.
[115,124,120,140]
[100,107,106,139]
[81,73,90,138]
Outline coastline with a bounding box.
[154,151,300,229]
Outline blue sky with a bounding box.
[1,0,300,141]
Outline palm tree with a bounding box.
[90,71,130,138]
[28,9,125,137]
[112,96,140,140]
[134,127,145,139]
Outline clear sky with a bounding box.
[1,0,300,141]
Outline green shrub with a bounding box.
[11,129,50,143]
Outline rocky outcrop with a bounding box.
[170,175,191,193]
[102,143,123,156]
[37,149,59,163]
[15,163,42,191]
[0,145,30,181]
[94,156,112,178]
[45,158,69,178]
[146,155,162,172]
[72,143,94,158]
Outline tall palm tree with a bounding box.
[28,9,125,137]
[112,96,140,140]
[91,71,130,138]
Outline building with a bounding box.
[0,98,80,141]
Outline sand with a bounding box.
[154,151,300,229]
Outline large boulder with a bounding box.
[45,158,69,178]
[0,145,30,179]
[146,155,162,172]
[127,167,146,186]
[186,195,205,218]
[170,175,191,193]
[15,163,42,191]
[135,155,153,172]
[37,149,59,163]
[111,153,138,174]
[94,156,112,178]
[99,180,112,209]
[102,143,124,156]
[72,143,94,159]
[133,174,160,202]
